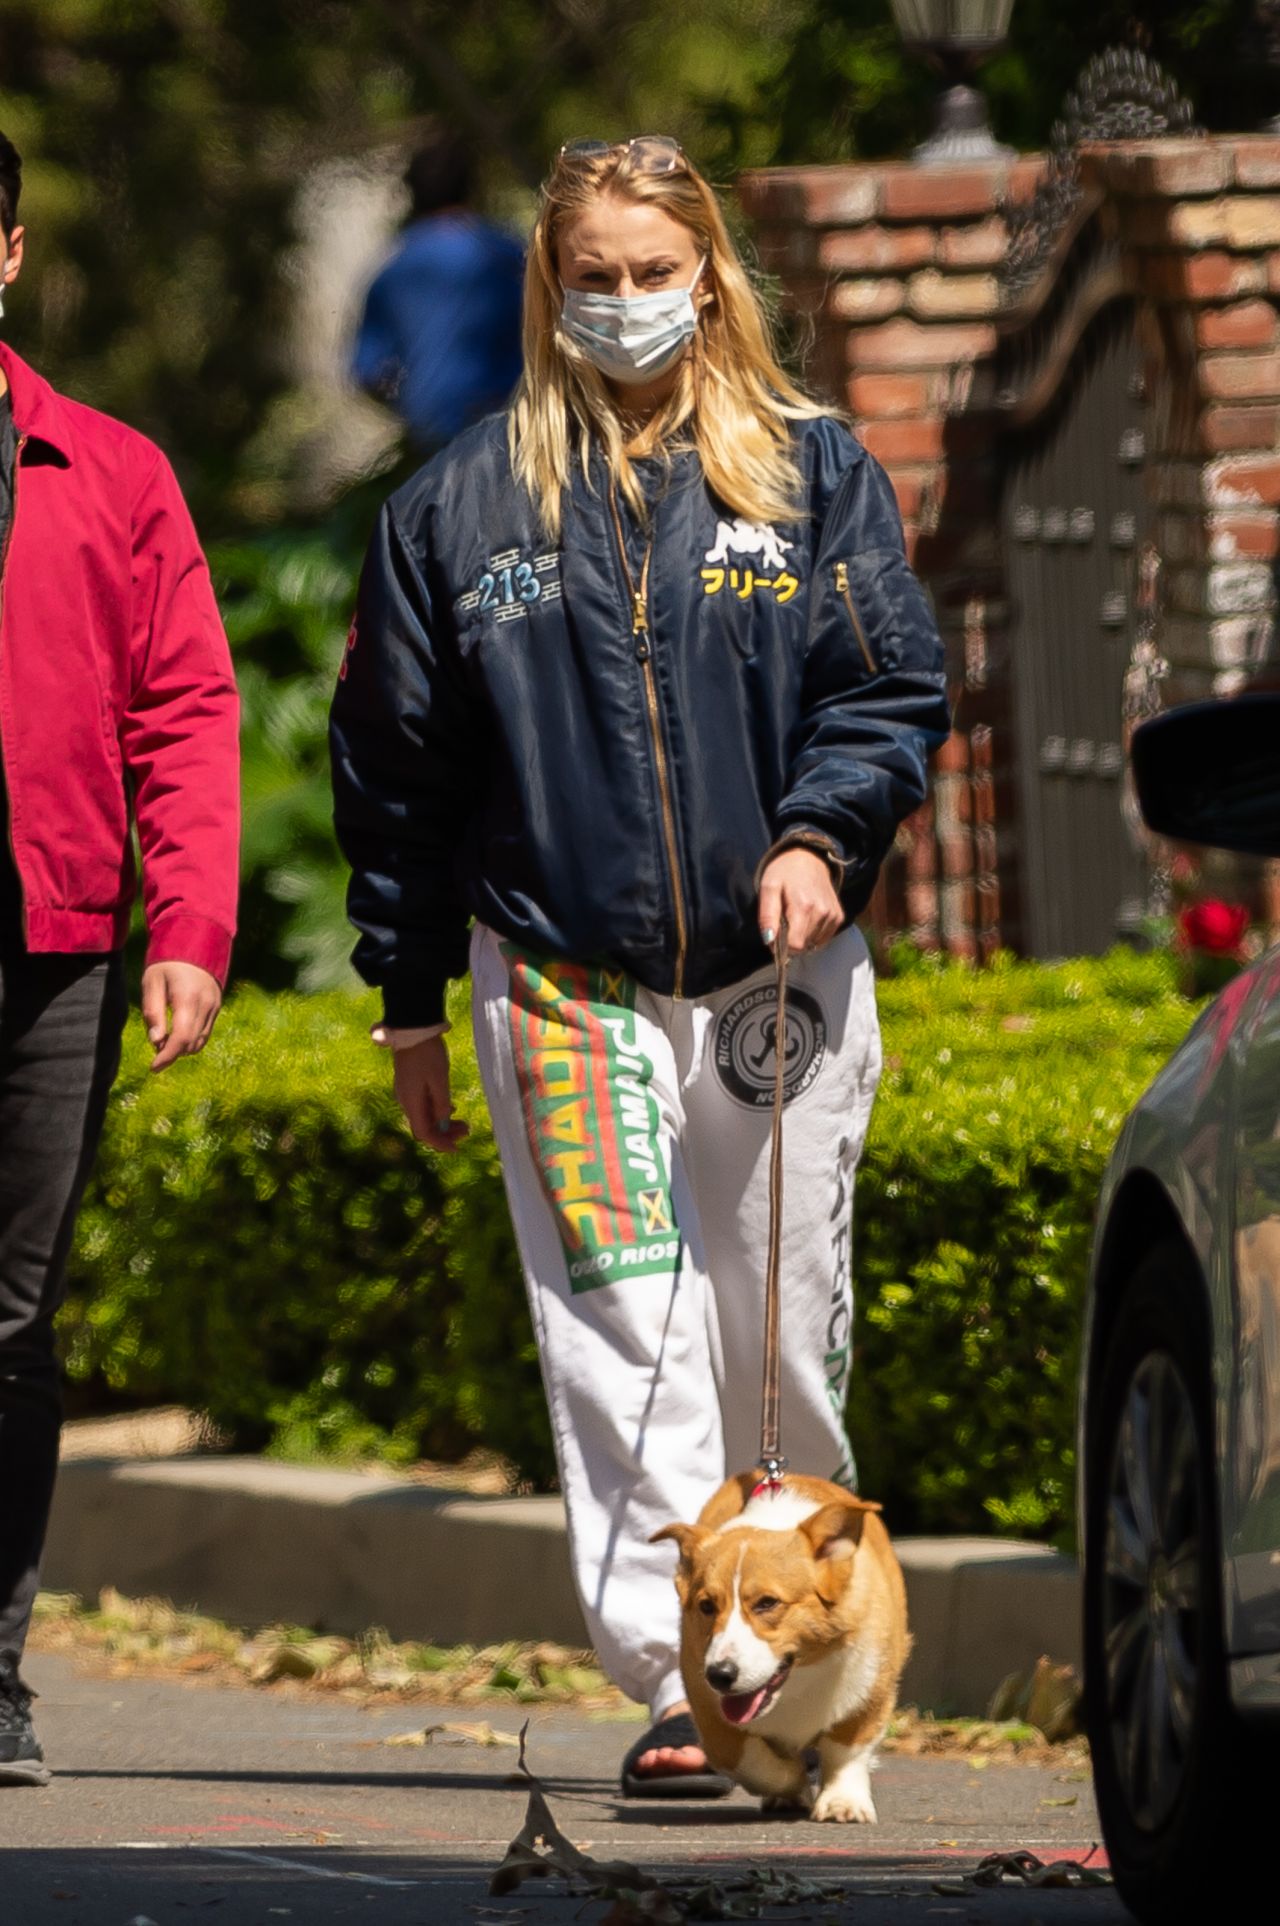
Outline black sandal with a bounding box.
[620,1711,734,1800]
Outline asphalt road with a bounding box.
[0,1654,1127,1926]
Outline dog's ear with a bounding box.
[799,1499,881,1566]
[650,1523,711,1605]
[650,1522,711,1562]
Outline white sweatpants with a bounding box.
[470,922,882,1721]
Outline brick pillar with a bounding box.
[739,157,1042,957]
[1080,138,1280,705]
[902,795,941,949]
[741,159,1041,564]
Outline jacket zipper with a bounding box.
[834,560,877,676]
[607,480,688,999]
[0,433,29,942]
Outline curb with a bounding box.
[44,1457,1080,1716]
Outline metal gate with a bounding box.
[1000,300,1153,957]
[992,47,1200,958]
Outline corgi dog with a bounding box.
[652,1471,910,1822]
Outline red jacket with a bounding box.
[0,344,239,983]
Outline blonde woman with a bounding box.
[331,137,948,1797]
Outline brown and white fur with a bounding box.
[652,1472,910,1822]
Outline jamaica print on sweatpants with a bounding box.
[502,945,681,1293]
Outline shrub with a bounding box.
[61,951,1199,1542]
[214,528,360,995]
[852,948,1197,1541]
[64,987,547,1479]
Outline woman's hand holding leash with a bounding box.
[758,847,843,954]
[392,1035,470,1153]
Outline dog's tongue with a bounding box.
[719,1684,771,1726]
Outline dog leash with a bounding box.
[757,915,789,1496]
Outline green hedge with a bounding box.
[60,950,1200,1543]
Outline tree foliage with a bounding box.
[0,1,389,525]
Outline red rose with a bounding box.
[1178,899,1250,955]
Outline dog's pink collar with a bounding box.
[751,1474,786,1501]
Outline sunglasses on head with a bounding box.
[555,135,686,177]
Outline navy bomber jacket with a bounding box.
[329,412,950,1027]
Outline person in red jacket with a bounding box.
[0,133,240,1787]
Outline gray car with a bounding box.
[1081,692,1280,1921]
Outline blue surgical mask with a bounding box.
[561,259,705,386]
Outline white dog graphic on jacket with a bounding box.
[705,518,794,573]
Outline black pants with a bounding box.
[0,946,127,1667]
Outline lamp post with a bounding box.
[891,0,1017,164]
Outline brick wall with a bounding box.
[1081,140,1280,704]
[739,137,1280,957]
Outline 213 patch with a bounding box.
[456,547,562,627]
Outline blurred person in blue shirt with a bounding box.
[352,127,524,452]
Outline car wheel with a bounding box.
[1083,1242,1236,1923]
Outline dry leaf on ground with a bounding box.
[386,1721,519,1749]
[490,1726,655,1901]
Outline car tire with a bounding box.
[1085,1240,1239,1918]
[1083,1241,1269,1922]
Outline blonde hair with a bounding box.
[509,145,831,539]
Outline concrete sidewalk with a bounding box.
[43,1454,1080,1717]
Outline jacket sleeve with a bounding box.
[123,448,241,984]
[329,501,475,1028]
[771,448,951,903]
